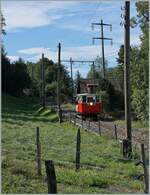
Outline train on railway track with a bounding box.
[75,83,102,120]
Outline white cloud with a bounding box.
[60,24,92,32]
[8,55,19,62]
[130,34,141,46]
[1,1,79,31]
[19,44,118,62]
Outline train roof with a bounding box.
[77,93,97,96]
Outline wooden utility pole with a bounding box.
[92,20,112,79]
[124,1,132,157]
[57,43,62,123]
[41,53,45,108]
[101,20,105,78]
[70,57,74,95]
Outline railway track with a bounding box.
[64,110,149,150]
[48,105,149,150]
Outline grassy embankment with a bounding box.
[115,120,148,133]
[101,111,148,133]
[2,94,145,193]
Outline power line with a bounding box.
[61,59,96,93]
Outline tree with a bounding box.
[74,71,82,94]
[115,2,149,120]
[130,2,149,120]
[87,56,108,84]
[1,15,12,94]
[1,14,6,35]
[2,51,11,93]
[10,58,31,96]
[94,56,108,77]
[27,57,72,102]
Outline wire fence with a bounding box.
[2,104,149,195]
[67,113,148,150]
[2,122,149,194]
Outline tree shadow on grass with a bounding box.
[2,108,36,116]
[2,112,59,124]
[2,119,24,126]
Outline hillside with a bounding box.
[2,94,145,193]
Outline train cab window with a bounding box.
[82,96,86,103]
[87,97,95,103]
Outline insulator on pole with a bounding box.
[121,13,124,19]
[121,6,125,10]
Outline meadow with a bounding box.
[2,94,145,193]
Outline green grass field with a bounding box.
[2,94,145,193]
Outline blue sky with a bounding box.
[2,0,141,78]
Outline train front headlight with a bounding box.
[90,102,93,106]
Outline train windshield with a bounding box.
[87,97,95,103]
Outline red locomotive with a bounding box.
[75,83,102,120]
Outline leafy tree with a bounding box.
[10,58,31,96]
[1,14,6,35]
[86,55,124,111]
[27,57,72,102]
[130,2,149,120]
[45,82,57,98]
[115,2,149,120]
[74,70,82,94]
[2,51,11,93]
[95,56,108,77]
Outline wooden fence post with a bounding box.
[114,124,118,140]
[45,160,57,194]
[76,128,81,171]
[36,127,41,176]
[141,144,149,193]
[122,139,128,158]
[119,140,123,154]
[98,121,101,136]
